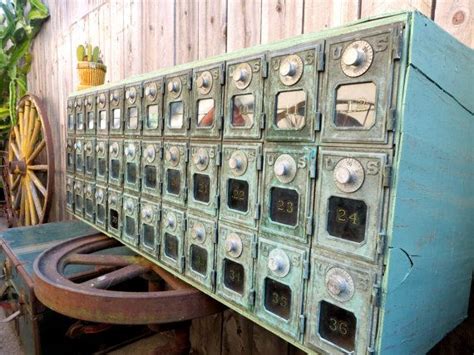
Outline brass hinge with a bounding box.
[213,223,218,243]
[309,148,317,179]
[377,232,387,256]
[262,55,269,78]
[260,113,266,130]
[184,187,188,202]
[251,236,258,259]
[211,270,217,288]
[314,111,322,131]
[216,146,222,166]
[383,165,392,187]
[305,216,313,236]
[257,148,263,171]
[303,258,310,280]
[159,146,164,160]
[392,25,403,60]
[220,63,226,85]
[254,203,261,220]
[317,43,325,72]
[185,147,190,162]
[187,72,193,90]
[214,194,220,211]
[249,289,256,306]
[180,256,185,271]
[299,314,307,335]
[372,283,381,307]
[387,108,396,131]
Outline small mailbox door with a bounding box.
[162,141,188,207]
[108,139,123,187]
[142,79,164,137]
[139,199,161,256]
[124,83,143,136]
[122,194,140,247]
[163,72,192,137]
[188,143,220,217]
[66,138,75,173]
[95,185,107,231]
[320,24,403,145]
[219,143,262,230]
[160,204,186,273]
[73,178,84,218]
[66,175,74,213]
[255,237,307,339]
[224,56,265,140]
[84,137,96,179]
[185,213,217,290]
[305,250,378,354]
[261,145,317,244]
[264,45,321,142]
[314,148,391,262]
[84,182,96,223]
[124,140,141,192]
[190,65,224,138]
[96,90,109,136]
[85,94,96,135]
[67,98,75,134]
[107,187,123,238]
[109,87,125,135]
[74,96,85,135]
[74,137,84,176]
[95,138,108,183]
[141,141,162,200]
[216,223,257,310]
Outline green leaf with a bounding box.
[29,0,49,18]
[8,79,17,123]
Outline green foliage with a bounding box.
[76,42,102,63]
[0,0,49,137]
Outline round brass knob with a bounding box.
[267,248,290,277]
[273,154,296,183]
[192,223,206,242]
[225,233,243,258]
[279,60,297,77]
[145,84,157,99]
[167,79,181,94]
[125,144,136,158]
[342,47,365,67]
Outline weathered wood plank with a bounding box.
[123,0,143,77]
[227,0,262,51]
[261,0,304,44]
[361,0,433,18]
[98,1,111,84]
[109,0,125,81]
[304,0,361,33]
[251,322,289,354]
[220,311,253,355]
[190,313,224,355]
[69,16,87,89]
[176,0,199,64]
[141,0,175,71]
[198,0,227,59]
[434,0,473,47]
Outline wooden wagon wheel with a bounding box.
[5,94,54,226]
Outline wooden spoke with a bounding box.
[28,165,48,171]
[28,171,47,196]
[27,140,46,164]
[5,94,54,226]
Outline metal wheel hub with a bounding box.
[33,234,223,324]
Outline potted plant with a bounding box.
[76,43,106,90]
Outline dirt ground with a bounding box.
[0,308,24,355]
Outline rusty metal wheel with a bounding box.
[5,94,54,226]
[33,234,222,324]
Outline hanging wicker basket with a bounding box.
[77,61,107,90]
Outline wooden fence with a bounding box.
[26,1,472,353]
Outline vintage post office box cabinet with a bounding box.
[95,138,108,183]
[216,223,257,310]
[261,145,317,243]
[305,250,378,354]
[122,194,139,247]
[74,137,84,176]
[85,93,96,135]
[264,45,321,142]
[315,148,390,262]
[124,139,141,192]
[142,79,164,136]
[66,138,75,173]
[74,96,85,135]
[96,90,109,135]
[73,178,85,218]
[94,184,107,231]
[163,71,191,137]
[67,12,474,355]
[139,199,161,256]
[83,137,96,179]
[107,187,122,238]
[124,83,143,135]
[108,139,124,187]
[66,175,74,213]
[67,98,75,134]
[160,204,186,273]
[190,65,224,138]
[255,237,308,339]
[320,24,402,145]
[224,56,266,140]
[84,181,96,224]
[188,143,220,216]
[219,143,262,229]
[141,141,163,199]
[185,213,217,290]
[109,86,125,135]
[162,141,188,207]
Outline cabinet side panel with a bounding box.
[379,67,474,353]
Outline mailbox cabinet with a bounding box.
[67,12,474,355]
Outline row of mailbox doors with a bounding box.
[68,185,380,354]
[67,24,401,145]
[67,139,391,264]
